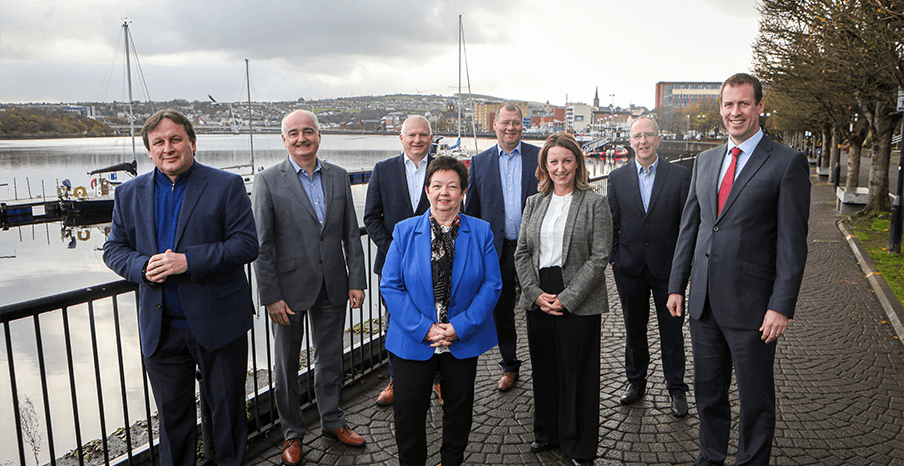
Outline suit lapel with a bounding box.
[561,189,584,264]
[647,158,670,216]
[415,155,434,214]
[626,162,645,216]
[486,145,504,201]
[279,158,319,225]
[719,137,771,219]
[174,163,207,248]
[394,155,415,217]
[449,214,471,301]
[413,214,435,307]
[704,143,728,220]
[138,171,157,249]
[520,146,534,208]
[530,195,552,272]
[320,162,333,230]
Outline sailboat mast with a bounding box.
[124,20,135,161]
[245,59,254,169]
[458,15,462,139]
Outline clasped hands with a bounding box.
[426,322,458,347]
[535,292,564,316]
[145,249,187,283]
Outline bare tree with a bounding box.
[20,395,43,466]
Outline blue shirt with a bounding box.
[289,156,326,224]
[635,156,659,213]
[154,164,193,328]
[720,128,764,184]
[497,142,523,240]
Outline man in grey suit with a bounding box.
[608,116,691,417]
[252,110,368,466]
[668,73,810,466]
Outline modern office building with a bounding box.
[655,82,721,109]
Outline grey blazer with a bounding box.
[514,188,613,316]
[252,157,367,311]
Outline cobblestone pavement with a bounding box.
[244,176,904,466]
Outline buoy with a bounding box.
[78,229,90,241]
[73,186,88,198]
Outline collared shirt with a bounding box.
[154,163,194,328]
[404,154,428,211]
[288,156,326,224]
[498,142,523,240]
[720,128,764,185]
[539,192,572,268]
[635,157,659,213]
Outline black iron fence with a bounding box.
[1,231,385,466]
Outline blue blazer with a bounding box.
[364,154,432,275]
[380,211,502,361]
[608,158,690,281]
[464,143,540,257]
[669,135,810,328]
[104,162,259,355]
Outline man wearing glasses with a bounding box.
[464,103,539,392]
[607,116,691,416]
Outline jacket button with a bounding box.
[156,304,162,309]
[713,226,719,232]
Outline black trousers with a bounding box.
[613,266,688,392]
[390,352,478,466]
[526,310,601,462]
[144,326,248,466]
[495,241,522,372]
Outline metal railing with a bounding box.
[1,230,386,466]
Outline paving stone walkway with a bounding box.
[244,175,904,465]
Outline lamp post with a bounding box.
[685,114,690,153]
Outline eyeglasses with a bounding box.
[496,120,522,127]
[630,132,657,140]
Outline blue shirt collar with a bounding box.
[634,156,659,175]
[497,142,523,158]
[288,156,322,176]
[729,128,764,157]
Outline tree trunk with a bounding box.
[820,129,830,169]
[829,124,840,184]
[845,117,869,191]
[863,99,902,212]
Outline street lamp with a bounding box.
[685,114,690,152]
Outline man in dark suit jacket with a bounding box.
[608,116,691,417]
[252,110,368,465]
[104,109,259,466]
[464,103,539,391]
[668,74,810,466]
[364,115,433,405]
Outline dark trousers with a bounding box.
[144,326,248,466]
[495,241,522,372]
[613,266,688,392]
[390,352,478,466]
[691,301,776,466]
[526,310,601,462]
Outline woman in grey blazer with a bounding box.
[514,133,612,466]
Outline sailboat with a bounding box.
[61,19,143,212]
[217,59,257,194]
[437,14,478,165]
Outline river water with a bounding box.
[0,133,619,465]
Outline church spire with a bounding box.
[593,87,600,108]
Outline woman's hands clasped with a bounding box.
[535,293,565,316]
[426,323,459,347]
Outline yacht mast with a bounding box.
[245,59,254,170]
[123,20,135,161]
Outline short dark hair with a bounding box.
[721,73,763,104]
[536,132,591,195]
[141,109,196,150]
[426,156,468,188]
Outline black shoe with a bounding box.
[619,384,645,405]
[670,390,688,417]
[530,440,557,453]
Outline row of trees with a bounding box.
[753,0,904,211]
[653,99,724,141]
[0,108,114,137]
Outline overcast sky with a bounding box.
[0,0,762,108]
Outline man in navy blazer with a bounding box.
[668,74,810,466]
[364,115,433,405]
[464,103,539,391]
[104,109,259,466]
[608,116,691,417]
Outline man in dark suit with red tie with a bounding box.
[668,73,810,465]
[364,115,434,405]
[608,116,691,417]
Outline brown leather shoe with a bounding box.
[281,439,303,466]
[376,381,393,406]
[434,383,444,404]
[496,371,519,392]
[323,424,366,447]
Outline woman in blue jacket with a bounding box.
[381,156,502,466]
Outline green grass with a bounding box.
[849,212,904,306]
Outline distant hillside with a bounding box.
[0,107,115,138]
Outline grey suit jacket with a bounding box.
[668,135,810,329]
[252,157,367,312]
[514,188,613,316]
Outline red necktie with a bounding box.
[718,147,740,215]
